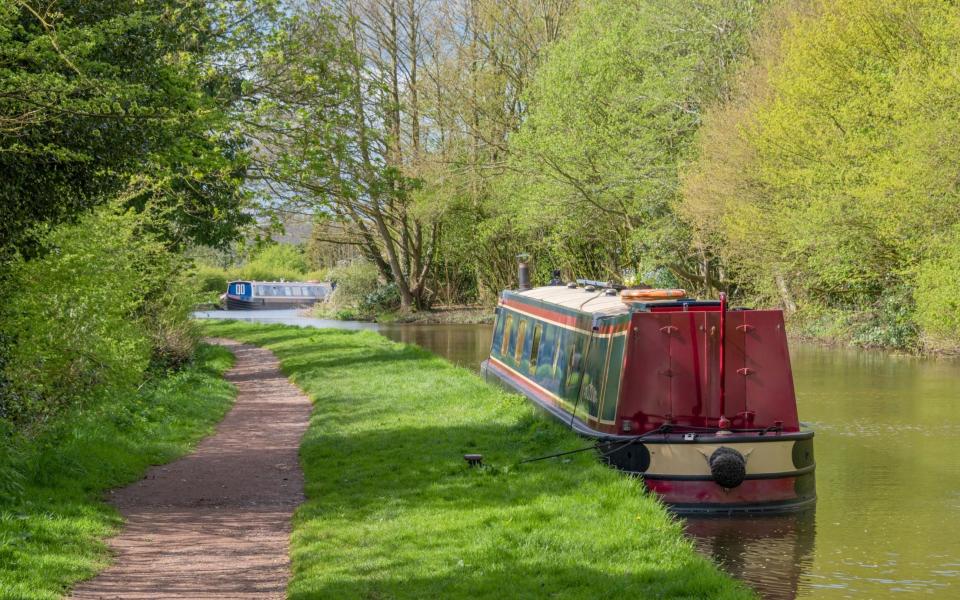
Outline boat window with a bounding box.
[566,338,582,388]
[529,323,542,369]
[256,285,266,296]
[501,314,513,356]
[552,329,563,376]
[284,286,292,296]
[236,283,246,295]
[514,320,527,363]
[271,286,280,296]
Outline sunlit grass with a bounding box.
[0,344,236,599]
[202,321,754,599]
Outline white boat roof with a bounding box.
[513,286,631,317]
[232,280,331,286]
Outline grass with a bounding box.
[200,321,755,600]
[0,344,236,599]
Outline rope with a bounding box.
[517,425,669,466]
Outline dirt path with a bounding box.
[71,339,312,599]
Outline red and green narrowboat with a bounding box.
[481,280,815,515]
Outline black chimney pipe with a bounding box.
[517,253,531,291]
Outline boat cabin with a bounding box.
[223,280,333,310]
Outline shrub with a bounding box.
[359,282,401,315]
[0,207,197,427]
[915,226,960,347]
[236,243,309,281]
[326,261,381,312]
[193,264,230,294]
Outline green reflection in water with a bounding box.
[791,344,960,598]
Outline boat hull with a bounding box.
[482,358,816,514]
[598,434,815,515]
[224,296,319,310]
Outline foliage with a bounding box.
[915,226,960,346]
[236,243,310,282]
[0,1,260,259]
[0,208,197,426]
[358,282,401,316]
[681,0,960,349]
[324,260,381,315]
[0,344,235,599]
[199,321,754,599]
[502,0,761,289]
[193,264,232,295]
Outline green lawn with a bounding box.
[0,344,236,599]
[201,321,754,600]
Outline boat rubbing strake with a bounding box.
[481,278,815,515]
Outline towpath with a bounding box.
[71,339,312,599]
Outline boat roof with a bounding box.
[230,280,331,286]
[508,285,725,320]
[513,286,631,317]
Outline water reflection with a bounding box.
[192,309,379,330]
[378,323,492,370]
[195,310,960,599]
[684,512,816,599]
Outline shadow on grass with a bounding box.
[200,321,754,599]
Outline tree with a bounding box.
[0,0,263,261]
[501,0,761,291]
[682,0,960,347]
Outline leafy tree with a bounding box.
[501,0,761,289]
[0,0,261,260]
[682,0,960,348]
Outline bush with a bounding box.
[359,282,401,315]
[193,264,230,294]
[915,226,960,347]
[236,243,309,281]
[326,261,381,312]
[0,208,197,427]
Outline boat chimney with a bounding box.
[517,253,531,291]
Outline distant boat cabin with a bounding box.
[222,280,333,310]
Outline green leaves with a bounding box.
[0,1,262,258]
[503,0,760,287]
[682,0,960,349]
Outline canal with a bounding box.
[195,309,960,599]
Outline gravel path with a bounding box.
[71,339,312,599]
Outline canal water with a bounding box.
[195,309,960,599]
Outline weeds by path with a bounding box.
[0,345,236,599]
[201,322,755,600]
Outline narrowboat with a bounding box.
[221,280,333,310]
[481,276,815,515]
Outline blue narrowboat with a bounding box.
[222,280,333,310]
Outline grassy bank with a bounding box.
[0,344,236,599]
[200,321,753,599]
